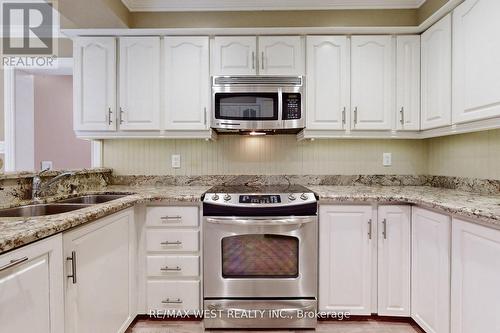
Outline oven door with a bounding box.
[203,216,317,298]
[212,87,282,130]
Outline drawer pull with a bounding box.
[162,298,183,304]
[160,240,182,246]
[160,266,182,272]
[0,256,28,272]
[160,215,182,223]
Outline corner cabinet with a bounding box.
[0,234,64,333]
[421,14,452,130]
[164,37,210,130]
[351,36,394,130]
[64,209,136,333]
[411,207,451,333]
[118,37,161,130]
[452,0,500,124]
[73,37,116,131]
[306,36,349,130]
[451,218,500,333]
[396,35,420,131]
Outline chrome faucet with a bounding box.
[32,169,76,202]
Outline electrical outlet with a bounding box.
[383,153,392,167]
[171,154,181,169]
[41,161,53,170]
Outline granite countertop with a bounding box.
[1,184,500,255]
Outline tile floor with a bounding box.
[127,320,422,333]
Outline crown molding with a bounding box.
[121,0,426,12]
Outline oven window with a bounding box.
[215,93,278,120]
[221,234,299,278]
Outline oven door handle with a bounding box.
[208,304,315,315]
[205,216,316,226]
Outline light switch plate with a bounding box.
[171,154,181,169]
[383,153,392,167]
[41,161,53,170]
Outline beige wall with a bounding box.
[59,0,130,28]
[427,129,500,180]
[417,0,450,24]
[103,136,428,176]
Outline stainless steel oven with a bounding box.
[202,185,318,329]
[211,76,304,132]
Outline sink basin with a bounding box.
[56,194,130,204]
[0,204,92,218]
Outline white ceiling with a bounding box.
[121,0,428,12]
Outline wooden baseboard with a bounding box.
[133,314,203,322]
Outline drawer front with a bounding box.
[147,280,200,312]
[146,206,199,227]
[147,255,200,277]
[146,230,199,252]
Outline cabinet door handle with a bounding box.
[160,215,182,223]
[160,266,182,272]
[108,108,113,125]
[67,251,77,284]
[119,107,124,124]
[353,107,358,125]
[382,218,387,239]
[160,240,182,246]
[0,256,28,272]
[252,51,255,69]
[261,52,264,70]
[342,107,346,125]
[368,219,372,240]
[400,107,404,126]
[161,298,183,304]
[204,107,207,125]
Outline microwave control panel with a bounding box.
[282,93,301,120]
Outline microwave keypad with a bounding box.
[282,93,301,120]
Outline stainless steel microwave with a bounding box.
[211,76,304,133]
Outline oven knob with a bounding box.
[288,194,296,201]
[223,194,232,201]
[300,193,308,200]
[211,194,219,201]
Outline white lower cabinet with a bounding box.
[377,205,410,316]
[411,207,451,333]
[451,218,500,333]
[0,234,64,333]
[319,205,373,315]
[63,209,136,333]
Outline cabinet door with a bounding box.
[396,35,420,131]
[212,36,257,75]
[451,218,500,333]
[306,36,349,130]
[411,207,451,333]
[164,37,210,130]
[73,37,116,131]
[421,14,452,130]
[319,205,373,315]
[259,36,304,75]
[453,0,500,123]
[64,209,135,333]
[0,235,63,333]
[351,36,394,130]
[377,205,410,317]
[119,37,161,130]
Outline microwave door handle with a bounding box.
[205,216,315,226]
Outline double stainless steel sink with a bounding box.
[0,194,131,218]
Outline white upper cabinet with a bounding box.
[73,37,116,131]
[118,37,161,130]
[377,205,410,317]
[351,36,394,130]
[411,207,451,333]
[258,36,304,75]
[421,14,452,130]
[319,205,373,315]
[451,218,500,333]
[306,36,349,130]
[212,36,257,75]
[164,37,210,130]
[396,35,420,131]
[452,0,500,123]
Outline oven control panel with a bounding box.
[239,195,281,204]
[282,93,302,120]
[204,192,317,206]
